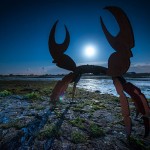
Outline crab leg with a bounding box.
[113,77,132,137]
[123,82,150,137]
[72,82,77,100]
[50,73,76,105]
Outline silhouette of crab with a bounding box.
[48,6,150,137]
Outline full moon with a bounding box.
[84,44,97,58]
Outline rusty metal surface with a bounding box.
[100,6,134,52]
[48,21,76,71]
[113,77,131,137]
[100,6,134,76]
[107,52,131,76]
[123,82,150,137]
[50,73,76,104]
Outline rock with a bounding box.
[0,90,148,149]
[0,116,10,123]
[83,105,92,111]
[93,110,102,118]
[95,90,101,93]
[80,113,90,119]
[10,95,23,100]
[65,110,75,120]
[76,144,89,150]
[61,138,72,150]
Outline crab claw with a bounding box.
[48,20,76,71]
[100,6,134,53]
[100,6,135,76]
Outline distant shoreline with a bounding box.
[0,72,150,79]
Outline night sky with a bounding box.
[0,0,150,75]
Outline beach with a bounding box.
[0,79,150,149]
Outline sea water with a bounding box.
[77,77,150,98]
[1,76,150,98]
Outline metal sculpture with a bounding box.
[48,6,150,137]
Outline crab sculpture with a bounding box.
[48,6,150,137]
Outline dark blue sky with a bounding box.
[0,0,150,74]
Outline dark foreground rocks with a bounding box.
[0,92,150,150]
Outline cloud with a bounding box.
[22,66,69,75]
[77,61,150,73]
[76,61,150,73]
[129,63,150,73]
[19,62,150,75]
[35,61,108,75]
[1,61,150,75]
[40,66,70,75]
